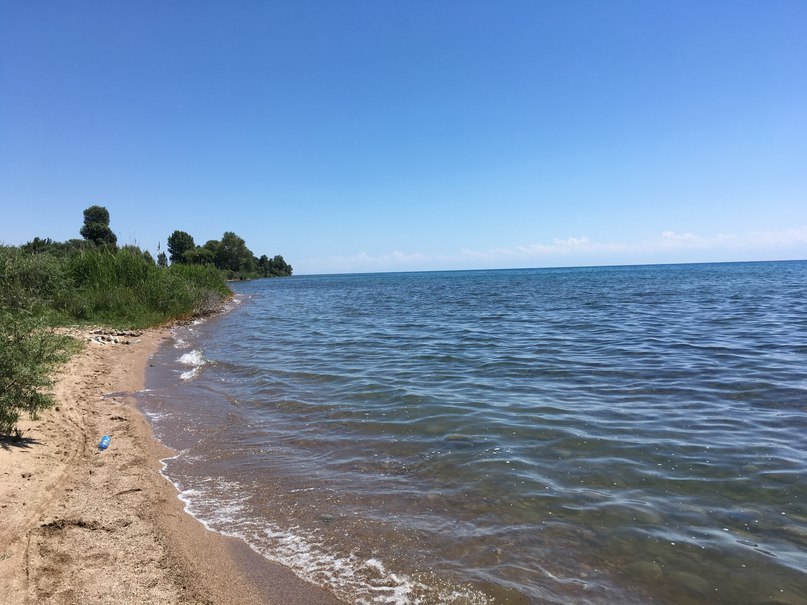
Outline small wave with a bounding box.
[158,466,491,605]
[178,350,206,381]
[180,368,200,381]
[178,349,205,366]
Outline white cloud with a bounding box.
[653,228,807,252]
[553,236,591,247]
[483,227,807,266]
[661,231,698,242]
[296,227,807,274]
[298,249,433,273]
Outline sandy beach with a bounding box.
[0,327,342,605]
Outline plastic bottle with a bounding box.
[99,435,111,450]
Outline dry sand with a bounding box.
[0,328,343,605]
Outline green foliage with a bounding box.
[80,205,117,249]
[0,246,70,313]
[0,245,232,329]
[203,239,220,256]
[0,306,76,434]
[257,254,293,277]
[61,249,230,327]
[215,231,255,273]
[0,202,248,434]
[167,230,195,264]
[162,231,291,280]
[83,205,110,225]
[182,246,215,265]
[22,237,91,257]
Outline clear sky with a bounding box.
[1,1,805,274]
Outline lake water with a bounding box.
[139,261,807,605]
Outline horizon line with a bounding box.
[291,257,807,278]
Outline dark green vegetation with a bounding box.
[166,229,292,279]
[79,205,117,248]
[0,312,76,436]
[1,205,290,434]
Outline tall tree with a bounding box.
[203,239,220,257]
[167,230,195,264]
[79,205,117,249]
[215,231,255,273]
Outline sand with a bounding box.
[0,327,343,605]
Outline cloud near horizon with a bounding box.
[297,227,807,274]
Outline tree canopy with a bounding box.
[257,254,293,277]
[79,205,117,248]
[216,231,255,273]
[167,231,195,264]
[163,229,291,278]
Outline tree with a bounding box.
[273,255,292,276]
[255,253,292,277]
[203,240,220,257]
[80,205,117,249]
[182,247,215,265]
[215,231,255,273]
[257,254,270,277]
[157,251,168,267]
[167,231,195,264]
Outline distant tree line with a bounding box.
[166,229,292,278]
[20,205,292,280]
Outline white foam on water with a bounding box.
[178,349,205,366]
[155,466,492,605]
[177,349,206,381]
[179,367,200,381]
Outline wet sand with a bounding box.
[0,327,342,605]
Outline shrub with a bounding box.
[0,305,75,434]
[0,247,69,313]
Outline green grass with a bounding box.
[1,246,232,328]
[0,245,233,433]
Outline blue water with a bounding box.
[140,262,807,605]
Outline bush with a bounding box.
[0,305,75,434]
[0,247,70,313]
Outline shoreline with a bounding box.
[0,326,342,604]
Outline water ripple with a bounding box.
[143,262,807,605]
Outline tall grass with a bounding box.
[62,249,232,327]
[0,246,69,312]
[0,246,232,328]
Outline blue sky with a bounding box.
[1,1,805,274]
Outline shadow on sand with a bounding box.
[0,433,43,451]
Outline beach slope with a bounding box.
[0,328,341,605]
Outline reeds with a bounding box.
[1,246,232,328]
